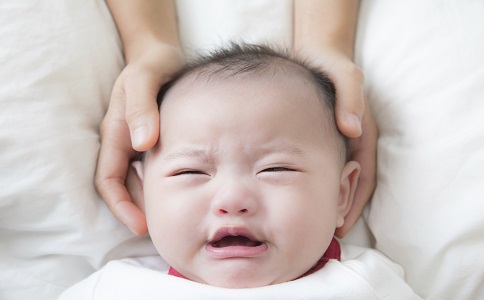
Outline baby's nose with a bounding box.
[211,181,258,217]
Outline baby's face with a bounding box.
[139,74,352,288]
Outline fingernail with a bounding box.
[128,225,142,236]
[131,126,147,148]
[347,113,362,135]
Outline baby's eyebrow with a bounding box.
[162,144,304,162]
[163,148,215,163]
[256,144,305,157]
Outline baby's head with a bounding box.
[133,44,360,288]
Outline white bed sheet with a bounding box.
[1,0,483,299]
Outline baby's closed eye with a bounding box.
[257,166,301,185]
[172,169,209,176]
[259,167,295,173]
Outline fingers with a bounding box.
[335,105,378,238]
[332,64,365,138]
[332,62,374,237]
[124,70,161,152]
[95,142,148,236]
[95,86,149,236]
[95,46,184,234]
[293,44,365,138]
[310,49,375,236]
[126,164,145,212]
[335,165,375,238]
[124,45,185,152]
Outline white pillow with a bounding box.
[2,0,483,299]
[0,1,156,300]
[176,0,293,56]
[356,0,484,298]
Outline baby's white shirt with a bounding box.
[59,244,422,300]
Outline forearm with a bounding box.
[106,0,180,63]
[294,0,360,58]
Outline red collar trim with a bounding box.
[168,237,341,280]
[168,266,187,279]
[297,237,341,278]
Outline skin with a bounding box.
[294,0,378,237]
[96,0,183,235]
[133,72,360,288]
[96,0,375,238]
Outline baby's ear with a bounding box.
[335,161,361,231]
[127,161,145,212]
[131,161,144,182]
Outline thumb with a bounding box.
[124,74,162,152]
[332,66,365,138]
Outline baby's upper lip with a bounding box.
[209,226,260,244]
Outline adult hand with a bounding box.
[298,46,378,238]
[95,44,184,236]
[293,0,376,237]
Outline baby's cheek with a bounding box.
[144,192,176,235]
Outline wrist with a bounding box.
[294,38,354,61]
[293,0,359,60]
[124,36,183,65]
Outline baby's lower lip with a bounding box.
[205,243,268,258]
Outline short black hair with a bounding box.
[156,43,349,162]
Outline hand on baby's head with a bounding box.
[133,44,361,288]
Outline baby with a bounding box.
[132,43,360,288]
[60,44,420,299]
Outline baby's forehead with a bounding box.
[161,71,346,160]
[164,66,324,107]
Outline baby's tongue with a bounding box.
[214,236,258,247]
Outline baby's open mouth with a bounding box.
[211,235,263,248]
[206,229,268,257]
